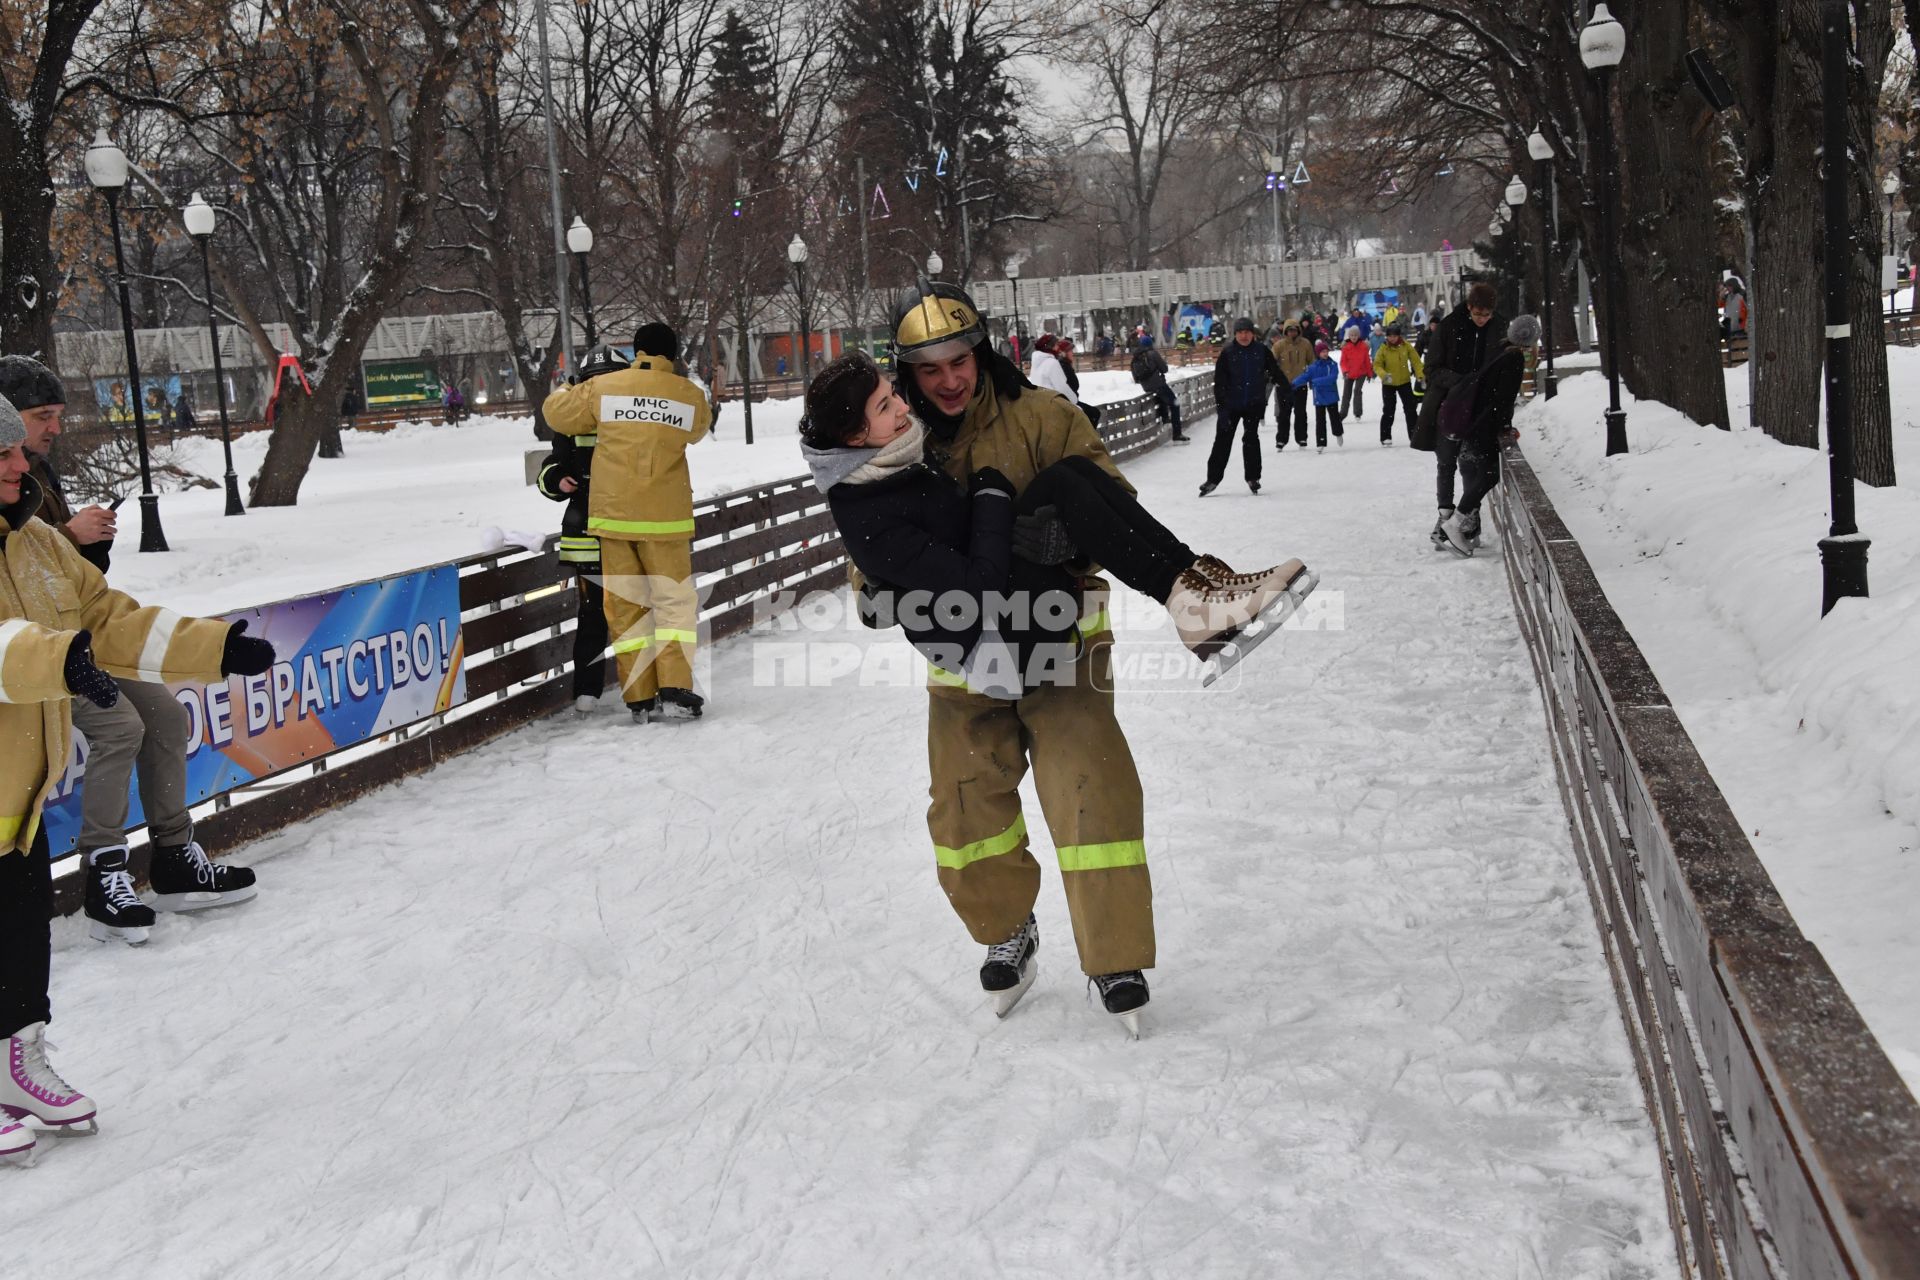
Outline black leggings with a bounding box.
[572,574,609,699]
[1020,455,1197,603]
[0,826,54,1038]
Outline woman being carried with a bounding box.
[800,352,1315,696]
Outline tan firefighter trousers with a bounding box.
[925,629,1154,976]
[598,537,697,702]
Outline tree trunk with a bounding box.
[1616,0,1730,429]
[0,161,60,363]
[1844,0,1896,486]
[1741,1,1826,449]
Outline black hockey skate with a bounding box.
[656,687,704,722]
[149,839,257,913]
[1089,970,1149,1039]
[83,846,154,945]
[980,914,1038,1018]
[628,697,656,724]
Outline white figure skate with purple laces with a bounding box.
[1,1022,99,1160]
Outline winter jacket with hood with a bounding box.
[1373,340,1425,386]
[1028,349,1075,400]
[0,476,230,855]
[1270,334,1315,384]
[1339,340,1373,381]
[541,354,714,541]
[1292,356,1342,407]
[1212,339,1284,413]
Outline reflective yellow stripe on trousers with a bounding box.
[588,516,696,536]
[0,812,39,847]
[934,814,1027,870]
[1056,839,1146,872]
[611,636,654,655]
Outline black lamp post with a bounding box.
[1007,258,1022,357]
[182,193,243,516]
[788,234,812,387]
[1526,130,1559,398]
[85,129,167,551]
[1581,4,1628,455]
[1818,0,1868,613]
[568,216,597,348]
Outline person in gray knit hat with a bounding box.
[0,355,116,573]
[1436,313,1539,556]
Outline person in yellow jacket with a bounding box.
[882,281,1154,1035]
[0,397,273,1158]
[542,323,712,723]
[1371,323,1425,446]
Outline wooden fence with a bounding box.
[1492,451,1920,1278]
[57,375,1213,911]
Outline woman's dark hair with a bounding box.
[801,352,883,449]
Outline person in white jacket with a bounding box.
[1028,334,1075,399]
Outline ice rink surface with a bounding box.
[6,426,1678,1279]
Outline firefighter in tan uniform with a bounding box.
[0,395,273,1156]
[542,323,712,723]
[885,283,1155,1031]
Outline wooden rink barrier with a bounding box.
[53,375,1213,911]
[1492,451,1920,1278]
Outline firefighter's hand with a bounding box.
[558,476,579,494]
[1012,506,1078,565]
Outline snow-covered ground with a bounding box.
[101,370,1201,617]
[5,432,1676,1277]
[1522,354,1920,1094]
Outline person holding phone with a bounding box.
[0,358,115,572]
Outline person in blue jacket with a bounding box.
[1292,340,1345,452]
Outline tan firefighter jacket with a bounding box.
[542,356,713,542]
[1,476,231,854]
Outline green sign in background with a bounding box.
[363,360,442,407]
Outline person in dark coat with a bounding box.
[1203,317,1284,496]
[1130,336,1186,441]
[1436,314,1538,556]
[1418,282,1509,543]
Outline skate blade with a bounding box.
[1116,1010,1143,1040]
[992,958,1039,1019]
[150,885,258,913]
[1200,571,1320,688]
[87,920,150,945]
[1441,532,1473,557]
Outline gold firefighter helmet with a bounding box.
[890,279,987,365]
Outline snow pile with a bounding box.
[1520,361,1920,1088]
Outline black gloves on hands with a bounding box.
[1011,505,1078,566]
[968,466,1014,500]
[64,630,120,709]
[221,620,277,677]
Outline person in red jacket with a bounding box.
[1338,327,1373,422]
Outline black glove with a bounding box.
[221,620,277,677]
[1011,505,1078,565]
[64,630,120,709]
[968,466,1014,500]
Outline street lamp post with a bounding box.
[1007,258,1022,359]
[84,129,167,551]
[1581,4,1629,455]
[568,216,597,348]
[1527,130,1559,398]
[788,234,811,388]
[1505,173,1534,362]
[182,193,243,516]
[1819,0,1868,613]
[1883,173,1901,318]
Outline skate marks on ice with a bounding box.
[2,445,1674,1277]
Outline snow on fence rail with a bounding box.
[52,376,1212,913]
[1492,452,1920,1278]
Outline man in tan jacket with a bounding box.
[543,323,712,723]
[0,395,273,1159]
[1269,320,1316,449]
